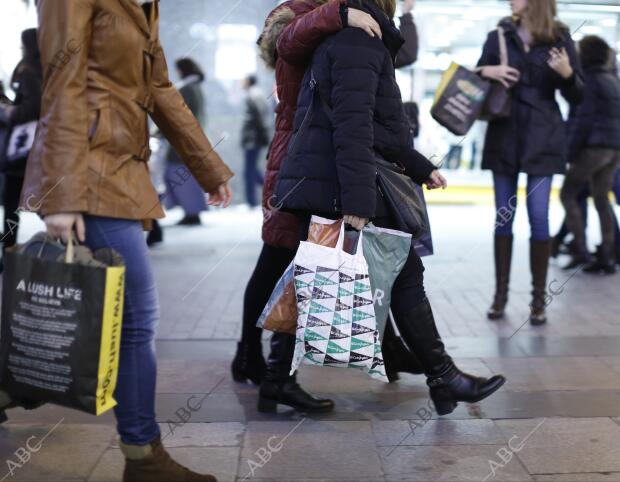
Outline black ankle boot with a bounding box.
[428,365,506,415]
[231,341,266,385]
[258,333,334,413]
[0,410,7,424]
[382,318,423,382]
[584,245,616,274]
[394,298,506,415]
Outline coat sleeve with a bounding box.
[558,35,584,105]
[150,41,233,193]
[10,65,42,126]
[394,13,418,69]
[329,39,385,219]
[399,148,436,185]
[33,0,95,215]
[567,74,595,161]
[276,0,346,67]
[476,31,499,68]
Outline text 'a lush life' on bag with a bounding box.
[291,219,387,382]
[0,233,125,415]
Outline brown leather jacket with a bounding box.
[21,0,233,220]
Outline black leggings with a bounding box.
[240,243,295,349]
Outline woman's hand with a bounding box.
[208,181,232,208]
[348,8,382,39]
[480,65,520,88]
[44,213,85,243]
[547,47,573,79]
[426,170,447,190]
[343,215,369,231]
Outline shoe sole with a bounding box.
[257,397,335,414]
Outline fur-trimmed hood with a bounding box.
[257,3,296,69]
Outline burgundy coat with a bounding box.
[258,0,346,250]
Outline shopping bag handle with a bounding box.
[336,221,365,261]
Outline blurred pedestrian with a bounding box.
[0,28,42,270]
[560,35,620,274]
[164,57,209,226]
[9,2,233,481]
[275,0,505,416]
[240,74,269,207]
[478,0,583,325]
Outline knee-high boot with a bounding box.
[258,333,334,413]
[530,239,551,325]
[382,315,424,382]
[487,235,513,320]
[394,298,506,415]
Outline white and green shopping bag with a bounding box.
[291,219,388,382]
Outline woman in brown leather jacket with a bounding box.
[7,1,233,481]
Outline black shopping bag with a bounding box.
[0,234,125,415]
[431,62,491,136]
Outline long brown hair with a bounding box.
[521,0,561,44]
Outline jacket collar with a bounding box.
[352,0,404,61]
[117,0,153,37]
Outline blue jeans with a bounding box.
[244,148,264,207]
[84,216,160,446]
[493,173,553,241]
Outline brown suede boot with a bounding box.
[120,437,217,482]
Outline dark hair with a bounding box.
[21,28,39,60]
[175,57,205,81]
[579,35,611,69]
[246,74,257,86]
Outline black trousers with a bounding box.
[240,242,295,349]
[2,173,24,252]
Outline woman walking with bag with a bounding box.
[232,0,424,413]
[478,0,583,325]
[275,0,506,415]
[12,1,233,481]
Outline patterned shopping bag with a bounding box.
[291,219,387,382]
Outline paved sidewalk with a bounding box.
[1,203,620,482]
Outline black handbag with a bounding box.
[375,155,429,239]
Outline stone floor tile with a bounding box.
[534,474,620,481]
[88,447,240,482]
[0,423,115,481]
[238,420,383,481]
[377,419,506,446]
[156,359,226,393]
[380,445,533,481]
[495,418,620,474]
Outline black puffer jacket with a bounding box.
[567,65,620,161]
[275,0,435,219]
[477,17,583,176]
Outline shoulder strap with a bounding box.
[498,26,508,66]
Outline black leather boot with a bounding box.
[487,235,513,320]
[231,341,266,385]
[394,298,506,415]
[584,245,616,274]
[0,390,44,423]
[530,239,551,326]
[258,333,334,413]
[382,317,423,382]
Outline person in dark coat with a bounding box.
[275,0,506,416]
[240,74,269,207]
[163,57,209,226]
[477,0,584,326]
[0,28,42,264]
[560,36,620,273]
